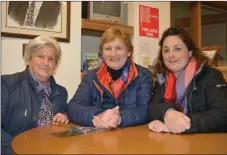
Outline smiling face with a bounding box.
[28,45,57,83]
[102,38,130,70]
[162,36,192,77]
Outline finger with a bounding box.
[52,116,57,122]
[93,116,102,128]
[99,117,112,129]
[108,117,119,128]
[148,122,157,131]
[92,118,98,128]
[100,116,114,129]
[163,125,170,132]
[183,114,190,122]
[55,116,61,122]
[111,113,120,121]
[92,119,98,128]
[176,123,186,133]
[113,106,119,110]
[102,110,114,119]
[65,119,69,124]
[182,115,191,129]
[60,115,66,123]
[94,116,105,129]
[52,122,59,126]
[112,106,120,115]
[181,118,191,130]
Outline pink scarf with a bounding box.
[164,57,199,113]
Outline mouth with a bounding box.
[169,60,178,63]
[41,68,49,71]
[110,58,120,62]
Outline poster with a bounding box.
[83,53,100,70]
[138,38,159,68]
[139,5,159,38]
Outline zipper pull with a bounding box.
[24,109,27,116]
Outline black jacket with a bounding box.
[1,67,68,154]
[148,65,227,133]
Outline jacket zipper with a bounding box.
[187,78,195,113]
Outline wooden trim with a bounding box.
[82,19,134,35]
[175,12,227,28]
[201,1,227,11]
[190,2,201,48]
[214,67,227,72]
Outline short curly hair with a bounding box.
[99,27,133,58]
[23,36,61,64]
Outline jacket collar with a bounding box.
[157,63,205,85]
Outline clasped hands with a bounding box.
[92,106,121,129]
[52,113,69,125]
[148,109,191,133]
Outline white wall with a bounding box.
[2,2,82,101]
[128,2,170,65]
[2,2,171,101]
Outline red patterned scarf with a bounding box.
[96,59,138,101]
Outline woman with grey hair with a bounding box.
[1,36,68,155]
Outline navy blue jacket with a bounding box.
[1,67,68,154]
[67,64,153,127]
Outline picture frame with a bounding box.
[201,46,219,66]
[1,2,70,42]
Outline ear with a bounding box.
[128,52,131,57]
[189,51,193,58]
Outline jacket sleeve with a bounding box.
[185,69,227,133]
[60,87,68,113]
[1,78,14,152]
[147,81,178,122]
[67,75,104,127]
[119,70,153,127]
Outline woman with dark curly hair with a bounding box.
[148,27,227,134]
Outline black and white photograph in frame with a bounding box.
[1,1,70,42]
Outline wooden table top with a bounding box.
[12,124,227,154]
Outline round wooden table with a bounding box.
[12,124,227,154]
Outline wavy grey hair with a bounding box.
[23,36,61,64]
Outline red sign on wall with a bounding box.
[139,5,159,38]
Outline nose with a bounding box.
[168,50,174,58]
[111,48,117,56]
[43,57,49,65]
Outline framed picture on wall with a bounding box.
[1,2,70,42]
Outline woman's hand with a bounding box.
[93,106,120,129]
[52,113,69,125]
[148,120,170,133]
[164,109,191,133]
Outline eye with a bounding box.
[38,55,45,59]
[116,46,122,50]
[175,47,181,51]
[104,47,111,51]
[162,48,169,53]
